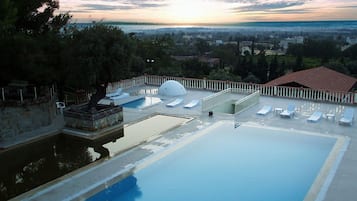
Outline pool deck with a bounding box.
[5,86,357,201]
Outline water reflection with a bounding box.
[0,127,124,200]
[87,175,142,201]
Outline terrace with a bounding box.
[2,75,356,201]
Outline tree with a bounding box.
[0,0,70,87]
[181,59,210,78]
[0,0,17,27]
[269,55,279,80]
[195,38,210,55]
[254,52,268,83]
[65,24,134,109]
[208,69,241,82]
[12,0,71,34]
[343,44,357,60]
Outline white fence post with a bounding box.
[20,89,23,103]
[1,88,4,101]
[34,87,37,100]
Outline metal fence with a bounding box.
[1,85,55,105]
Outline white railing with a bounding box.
[107,76,146,93]
[0,86,55,104]
[106,75,356,105]
[201,88,232,112]
[234,91,260,113]
[143,75,356,105]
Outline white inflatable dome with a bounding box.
[158,80,187,97]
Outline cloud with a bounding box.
[235,1,307,12]
[337,5,357,8]
[81,4,134,11]
[269,8,313,14]
[80,0,167,11]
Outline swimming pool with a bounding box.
[88,122,339,201]
[122,97,162,109]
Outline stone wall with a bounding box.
[63,104,123,131]
[0,100,56,139]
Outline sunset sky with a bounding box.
[59,0,357,24]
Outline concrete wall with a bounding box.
[0,100,56,139]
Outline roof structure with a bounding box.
[265,66,357,92]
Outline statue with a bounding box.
[87,82,108,112]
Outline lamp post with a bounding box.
[146,58,155,73]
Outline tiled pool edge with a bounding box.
[305,135,350,201]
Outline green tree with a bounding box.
[195,38,210,55]
[269,55,279,80]
[66,24,134,90]
[12,0,71,34]
[208,69,241,81]
[343,44,357,60]
[181,59,210,78]
[0,0,17,27]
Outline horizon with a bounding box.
[72,19,357,26]
[59,0,357,24]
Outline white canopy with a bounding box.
[158,80,187,97]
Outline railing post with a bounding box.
[49,87,53,100]
[20,89,23,103]
[34,87,37,100]
[1,88,5,101]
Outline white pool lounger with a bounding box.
[184,99,200,108]
[307,111,323,122]
[166,98,184,107]
[339,108,354,126]
[256,105,272,115]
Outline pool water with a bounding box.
[123,97,162,109]
[88,122,337,201]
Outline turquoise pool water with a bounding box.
[88,122,336,201]
[122,97,161,109]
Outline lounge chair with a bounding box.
[256,105,272,115]
[110,92,129,100]
[307,111,323,122]
[106,88,122,98]
[339,108,354,126]
[166,98,183,107]
[280,104,295,118]
[184,99,200,108]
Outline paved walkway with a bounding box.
[4,88,357,201]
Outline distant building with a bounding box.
[346,37,357,45]
[265,49,285,56]
[279,36,304,51]
[215,40,223,46]
[224,41,238,45]
[265,66,357,92]
[241,46,251,56]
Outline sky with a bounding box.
[58,0,357,24]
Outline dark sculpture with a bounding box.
[87,82,108,112]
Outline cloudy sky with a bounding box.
[59,0,357,24]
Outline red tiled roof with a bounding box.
[265,66,357,92]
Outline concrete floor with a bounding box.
[5,87,357,201]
